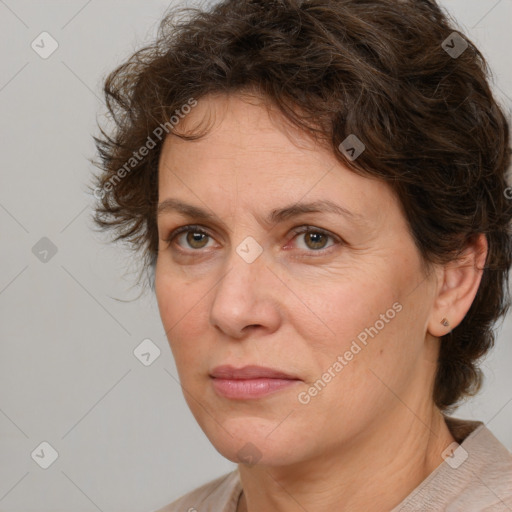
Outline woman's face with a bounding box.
[155,93,440,466]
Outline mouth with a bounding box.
[209,365,302,400]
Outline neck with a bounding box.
[237,406,455,512]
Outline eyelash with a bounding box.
[164,224,343,256]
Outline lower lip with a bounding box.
[211,378,300,399]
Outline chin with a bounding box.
[197,415,305,467]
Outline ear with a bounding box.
[427,233,488,337]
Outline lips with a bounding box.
[209,365,301,400]
[210,365,298,380]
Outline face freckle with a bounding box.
[154,92,438,466]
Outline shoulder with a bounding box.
[153,469,242,512]
[458,420,512,510]
[393,417,512,511]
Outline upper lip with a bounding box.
[210,365,300,380]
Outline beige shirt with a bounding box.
[155,417,512,511]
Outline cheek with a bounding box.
[293,299,417,436]
[293,270,403,360]
[295,261,426,396]
[155,269,208,365]
[318,275,431,403]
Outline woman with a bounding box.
[92,0,512,510]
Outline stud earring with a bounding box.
[441,318,450,327]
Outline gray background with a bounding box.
[0,1,511,511]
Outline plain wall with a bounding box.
[0,1,511,511]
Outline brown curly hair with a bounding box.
[91,0,512,412]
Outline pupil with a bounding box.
[307,232,326,249]
[188,232,207,248]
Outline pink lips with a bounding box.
[210,365,301,400]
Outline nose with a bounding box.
[209,244,282,340]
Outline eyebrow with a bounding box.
[157,198,364,228]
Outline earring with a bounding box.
[441,318,450,327]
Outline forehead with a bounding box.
[160,93,320,169]
[160,94,334,184]
[157,93,397,225]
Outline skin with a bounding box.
[154,92,488,512]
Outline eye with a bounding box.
[166,225,216,250]
[164,224,342,255]
[288,226,340,253]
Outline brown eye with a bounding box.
[184,231,210,249]
[167,226,215,251]
[303,231,329,250]
[292,227,337,252]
